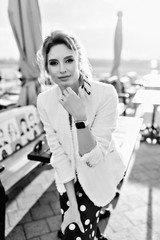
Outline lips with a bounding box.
[58,75,71,81]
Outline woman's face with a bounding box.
[47,44,80,92]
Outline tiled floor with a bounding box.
[5,141,160,240]
[103,142,160,240]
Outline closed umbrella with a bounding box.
[111,11,123,77]
[8,0,42,106]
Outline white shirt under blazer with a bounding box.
[37,79,125,207]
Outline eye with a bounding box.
[49,60,58,66]
[66,58,74,63]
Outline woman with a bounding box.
[37,30,125,240]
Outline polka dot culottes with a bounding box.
[59,180,101,240]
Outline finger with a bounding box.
[59,99,64,105]
[61,94,67,101]
[78,87,85,99]
[61,220,67,234]
[62,88,70,96]
[61,224,64,234]
[59,96,66,105]
[66,87,77,96]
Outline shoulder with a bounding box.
[37,85,58,105]
[90,80,118,99]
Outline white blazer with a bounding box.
[37,80,125,206]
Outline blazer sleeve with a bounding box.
[79,84,119,166]
[37,94,75,183]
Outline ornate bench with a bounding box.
[0,105,44,197]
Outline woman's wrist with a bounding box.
[74,115,87,122]
[64,180,78,210]
[69,201,78,209]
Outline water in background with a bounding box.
[0,59,152,80]
[90,59,151,79]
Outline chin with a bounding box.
[58,83,69,91]
[61,81,72,87]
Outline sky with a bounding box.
[1,0,160,60]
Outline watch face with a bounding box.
[75,122,86,129]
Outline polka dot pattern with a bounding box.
[59,180,101,239]
[61,209,64,214]
[92,230,95,237]
[85,219,90,225]
[80,205,86,212]
[96,210,100,217]
[78,192,82,197]
[69,224,76,230]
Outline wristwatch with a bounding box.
[75,120,89,129]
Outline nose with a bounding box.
[59,63,67,74]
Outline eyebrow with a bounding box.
[48,55,74,62]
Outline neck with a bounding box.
[71,80,80,94]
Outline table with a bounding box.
[143,73,160,82]
[132,89,160,144]
[143,80,160,90]
[0,81,20,92]
[0,98,17,109]
[0,94,19,110]
[113,116,143,171]
[134,73,160,90]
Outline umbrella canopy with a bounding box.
[111,11,123,77]
[8,0,42,106]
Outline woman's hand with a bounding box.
[61,205,84,234]
[59,87,87,121]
